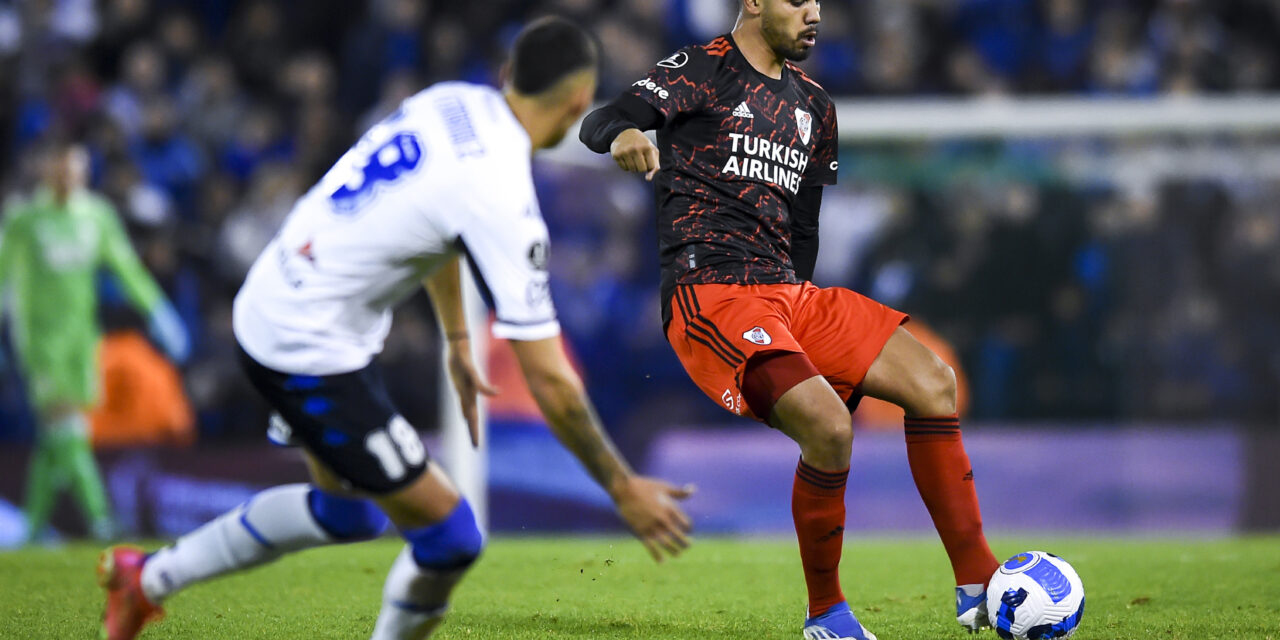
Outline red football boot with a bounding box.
[98,545,164,640]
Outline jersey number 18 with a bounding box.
[364,416,427,481]
[329,132,425,214]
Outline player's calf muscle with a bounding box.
[376,463,462,529]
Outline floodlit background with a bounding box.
[1,0,1278,544]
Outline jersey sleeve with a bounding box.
[804,98,839,187]
[622,45,719,123]
[97,202,164,314]
[455,193,560,342]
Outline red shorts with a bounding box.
[665,282,908,421]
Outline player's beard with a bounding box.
[762,14,814,62]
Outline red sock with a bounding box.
[792,458,849,616]
[904,415,999,586]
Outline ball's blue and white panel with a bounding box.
[1000,551,1043,574]
[987,551,1086,640]
[1024,555,1073,603]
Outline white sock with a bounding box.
[369,546,469,640]
[140,484,334,602]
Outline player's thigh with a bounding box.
[858,326,955,415]
[666,284,802,420]
[792,284,908,404]
[768,372,852,451]
[302,449,460,529]
[238,348,437,500]
[21,346,97,418]
[301,451,352,494]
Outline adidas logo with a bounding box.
[732,101,754,118]
[817,525,844,543]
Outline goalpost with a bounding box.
[443,94,1280,532]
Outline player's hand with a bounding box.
[610,128,661,182]
[610,475,695,562]
[445,338,498,447]
[148,302,190,365]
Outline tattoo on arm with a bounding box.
[543,390,633,496]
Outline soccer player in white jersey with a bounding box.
[98,18,693,640]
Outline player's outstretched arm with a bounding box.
[509,336,694,561]
[580,96,665,181]
[423,257,498,447]
[98,205,189,363]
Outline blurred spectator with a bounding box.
[91,0,153,81]
[103,39,167,137]
[1031,0,1093,92]
[176,55,246,150]
[226,0,288,94]
[155,10,202,80]
[217,106,290,183]
[214,162,302,281]
[358,69,421,134]
[339,0,426,115]
[128,95,204,210]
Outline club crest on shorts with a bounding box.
[743,326,772,345]
[795,108,812,145]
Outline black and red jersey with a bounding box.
[621,35,839,320]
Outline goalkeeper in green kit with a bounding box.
[0,142,189,543]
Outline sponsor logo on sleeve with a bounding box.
[632,78,670,100]
[528,240,549,271]
[657,51,689,69]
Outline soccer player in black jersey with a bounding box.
[581,1,1001,638]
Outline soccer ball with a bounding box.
[986,551,1085,640]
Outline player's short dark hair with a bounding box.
[509,16,598,95]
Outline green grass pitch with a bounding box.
[1,536,1277,639]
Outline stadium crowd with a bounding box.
[2,0,1279,442]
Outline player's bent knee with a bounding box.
[918,362,957,416]
[795,412,854,470]
[812,415,854,450]
[308,489,390,541]
[401,498,484,571]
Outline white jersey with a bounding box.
[234,82,559,375]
